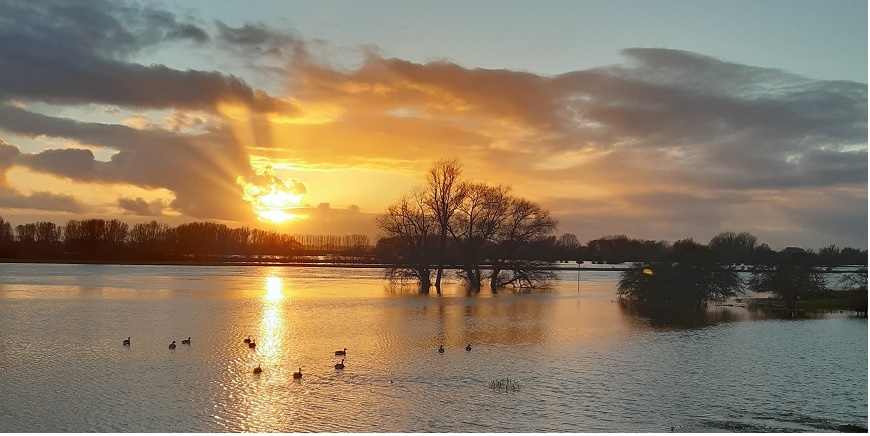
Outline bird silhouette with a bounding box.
[465,344,471,351]
[181,337,191,345]
[293,368,303,379]
[243,336,251,344]
[248,340,256,349]
[438,345,444,353]
[169,341,176,349]
[122,337,130,346]
[335,359,345,370]
[335,348,347,356]
[253,364,262,374]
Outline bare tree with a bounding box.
[488,198,558,290]
[375,186,437,293]
[376,159,559,292]
[448,183,511,291]
[425,158,466,293]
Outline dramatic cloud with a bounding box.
[283,48,866,185]
[269,46,864,247]
[1,104,254,220]
[0,0,298,114]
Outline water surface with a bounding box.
[0,263,865,432]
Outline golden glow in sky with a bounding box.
[237,166,307,224]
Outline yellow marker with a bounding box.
[643,268,653,275]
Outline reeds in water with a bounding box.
[489,378,520,392]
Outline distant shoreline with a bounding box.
[1,258,864,273]
[0,258,633,271]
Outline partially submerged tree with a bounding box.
[747,255,826,315]
[839,267,867,317]
[425,158,466,292]
[375,187,437,293]
[376,159,558,292]
[618,246,743,308]
[488,198,558,290]
[448,182,510,291]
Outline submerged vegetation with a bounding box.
[617,242,744,308]
[618,247,868,318]
[489,378,521,393]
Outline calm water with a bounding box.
[0,263,866,432]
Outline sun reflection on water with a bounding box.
[258,275,286,363]
[265,276,284,302]
[233,274,293,431]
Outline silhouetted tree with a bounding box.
[587,235,669,263]
[488,197,557,290]
[0,216,13,257]
[448,182,511,291]
[425,158,466,292]
[670,238,706,263]
[555,233,580,260]
[708,231,758,264]
[840,267,868,317]
[587,234,631,263]
[376,187,437,293]
[618,259,743,308]
[747,254,826,316]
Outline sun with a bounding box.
[237,166,308,224]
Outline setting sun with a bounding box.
[237,166,308,223]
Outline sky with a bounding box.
[0,0,866,250]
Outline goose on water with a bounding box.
[335,348,347,356]
[253,364,262,374]
[248,340,256,349]
[244,336,251,344]
[335,359,345,370]
[465,344,471,351]
[122,337,130,346]
[169,341,176,349]
[181,337,191,345]
[438,345,444,353]
[293,368,303,379]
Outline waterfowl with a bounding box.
[335,348,347,356]
[465,344,471,351]
[243,336,251,344]
[122,337,130,346]
[438,345,444,353]
[248,340,256,349]
[292,368,303,379]
[335,359,345,370]
[253,364,262,374]
[181,337,191,345]
[169,341,176,349]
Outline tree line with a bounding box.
[0,217,370,261]
[2,216,865,270]
[577,232,867,266]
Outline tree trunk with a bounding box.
[464,265,481,292]
[419,268,431,294]
[490,267,501,291]
[434,232,446,292]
